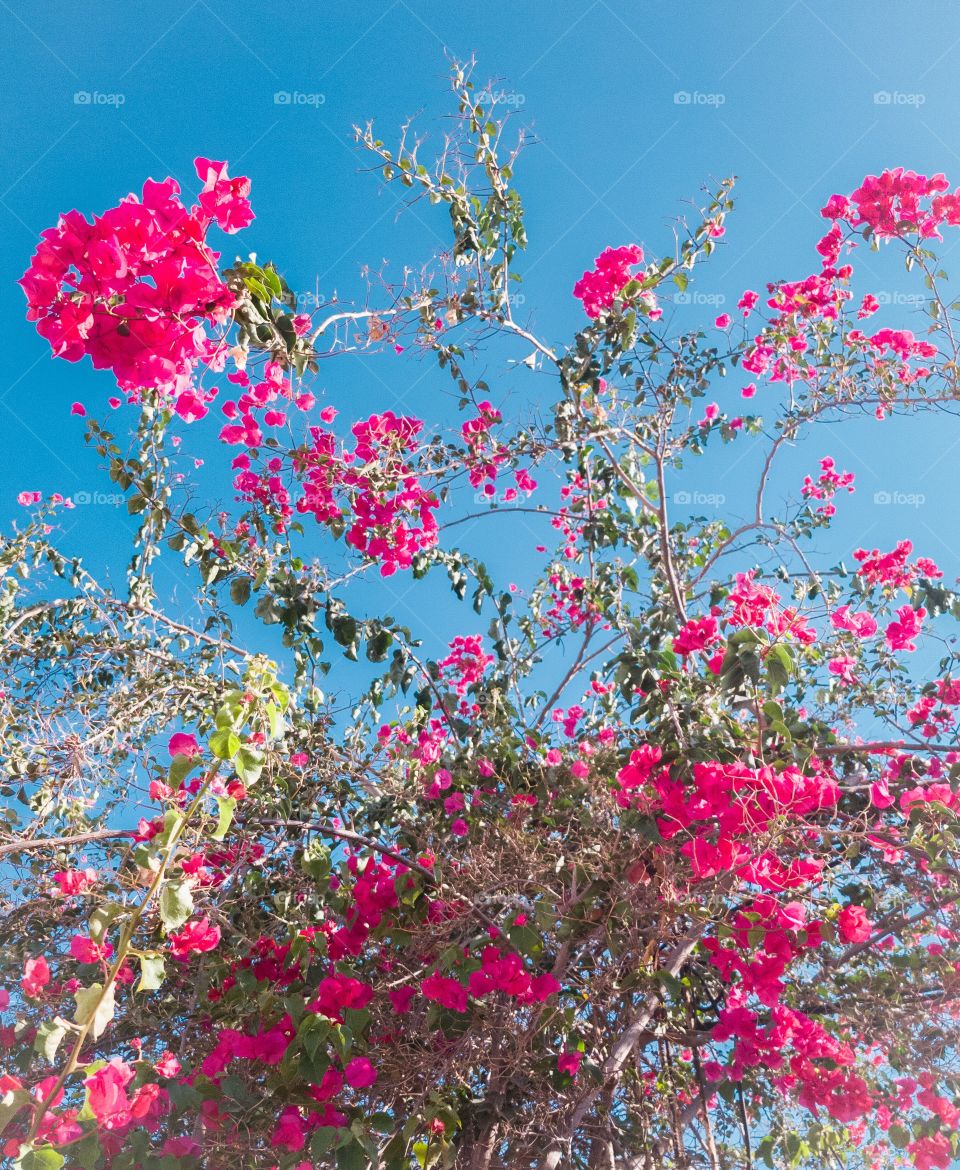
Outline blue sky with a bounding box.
[3,1,960,636]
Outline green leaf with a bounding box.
[888,1124,911,1150]
[266,701,285,738]
[87,901,126,943]
[16,1149,66,1170]
[73,981,115,1039]
[784,1132,808,1167]
[72,1134,102,1170]
[167,760,196,799]
[0,1089,29,1137]
[262,267,283,298]
[310,1128,338,1159]
[212,796,237,841]
[209,729,241,760]
[230,576,252,606]
[766,644,793,695]
[234,746,264,786]
[159,878,194,930]
[35,1018,68,1062]
[412,1141,442,1169]
[137,954,165,992]
[336,1139,370,1170]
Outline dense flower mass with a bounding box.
[19,158,253,420]
[573,244,649,317]
[822,168,960,240]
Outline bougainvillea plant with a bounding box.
[3,61,960,1170]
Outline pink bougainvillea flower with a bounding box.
[167,917,221,959]
[388,986,415,1014]
[53,868,97,897]
[21,956,50,997]
[344,1057,378,1089]
[194,157,254,234]
[154,1052,181,1078]
[70,934,113,964]
[168,732,200,758]
[573,245,645,317]
[271,1105,306,1151]
[831,606,878,638]
[885,605,925,652]
[421,971,469,1013]
[85,1059,136,1131]
[837,905,873,944]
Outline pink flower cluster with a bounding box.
[801,456,855,515]
[85,1059,170,1146]
[461,401,507,489]
[293,412,439,575]
[727,572,815,646]
[573,244,648,318]
[437,635,494,696]
[709,998,873,1122]
[19,158,253,419]
[700,898,885,1126]
[907,676,960,739]
[823,169,960,240]
[854,540,941,590]
[655,760,839,887]
[421,946,560,1013]
[673,615,721,658]
[168,916,221,959]
[885,605,926,653]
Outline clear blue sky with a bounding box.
[3,1,960,624]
